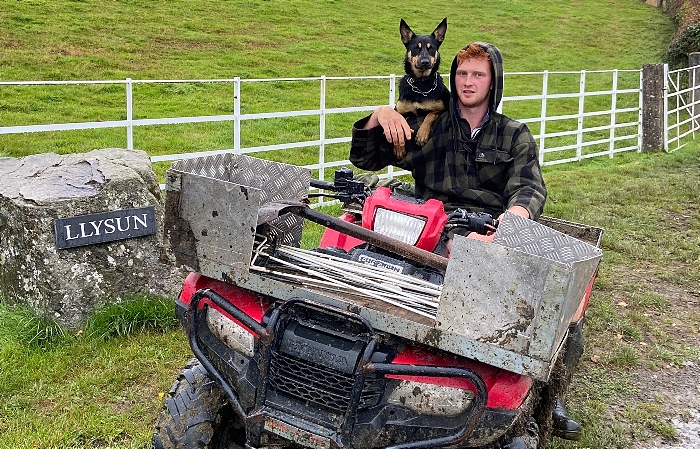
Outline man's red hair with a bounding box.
[457,44,490,66]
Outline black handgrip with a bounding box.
[310,178,336,191]
[445,209,498,235]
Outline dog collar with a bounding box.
[407,75,438,96]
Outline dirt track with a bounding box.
[632,363,700,449]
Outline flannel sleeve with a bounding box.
[349,116,400,171]
[504,126,547,220]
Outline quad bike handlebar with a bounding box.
[309,167,370,208]
[309,167,499,237]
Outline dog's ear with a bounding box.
[432,18,447,45]
[400,19,414,46]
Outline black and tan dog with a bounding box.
[394,18,450,160]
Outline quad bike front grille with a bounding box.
[268,350,384,413]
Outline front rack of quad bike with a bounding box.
[163,153,603,382]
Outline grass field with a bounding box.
[2,1,698,448]
[0,0,674,174]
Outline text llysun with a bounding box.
[53,206,156,249]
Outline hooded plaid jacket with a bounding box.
[349,42,547,220]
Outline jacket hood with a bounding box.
[449,42,504,112]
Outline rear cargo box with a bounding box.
[164,154,602,381]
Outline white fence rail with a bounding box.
[502,69,642,165]
[0,66,694,178]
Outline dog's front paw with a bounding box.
[415,128,430,147]
[393,144,406,160]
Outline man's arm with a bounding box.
[467,126,545,245]
[365,105,414,148]
[349,106,415,171]
[503,126,547,221]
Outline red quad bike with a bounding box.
[154,155,603,449]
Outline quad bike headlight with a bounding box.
[206,307,255,357]
[386,380,474,416]
[373,208,426,246]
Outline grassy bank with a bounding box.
[1,0,673,168]
[0,0,672,80]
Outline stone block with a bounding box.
[0,148,185,329]
[641,63,666,152]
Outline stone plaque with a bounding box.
[54,206,156,249]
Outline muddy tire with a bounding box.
[153,358,244,449]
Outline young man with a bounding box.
[350,42,547,243]
[350,42,582,441]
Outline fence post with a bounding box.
[641,63,665,151]
[233,77,241,154]
[609,69,618,158]
[638,70,643,152]
[388,74,396,178]
[576,70,586,161]
[689,52,700,131]
[539,70,548,165]
[319,76,327,183]
[126,78,133,151]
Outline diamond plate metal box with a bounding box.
[435,212,603,380]
[163,155,602,381]
[163,154,310,280]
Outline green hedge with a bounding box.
[663,0,700,67]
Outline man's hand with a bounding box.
[465,206,530,244]
[365,106,414,148]
[500,205,530,220]
[467,232,495,243]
